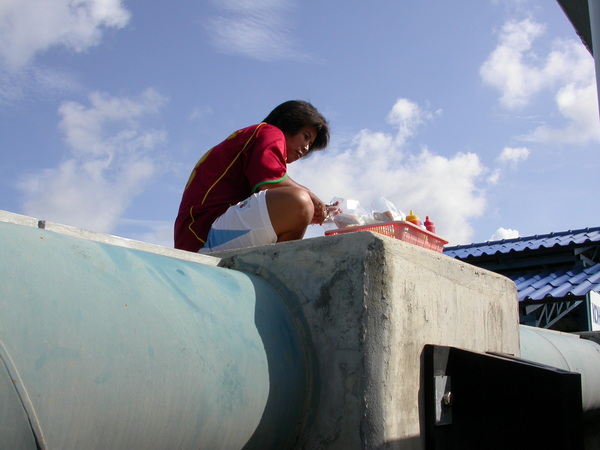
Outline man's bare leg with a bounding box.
[265,187,314,242]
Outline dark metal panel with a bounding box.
[424,345,584,450]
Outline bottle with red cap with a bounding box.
[424,216,436,234]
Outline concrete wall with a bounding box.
[215,231,520,449]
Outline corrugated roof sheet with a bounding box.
[443,226,600,259]
[510,264,600,302]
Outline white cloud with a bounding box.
[189,105,213,122]
[481,17,599,145]
[487,146,529,185]
[0,0,130,105]
[119,218,174,247]
[0,63,82,106]
[17,89,168,234]
[487,168,501,185]
[0,0,130,71]
[524,82,600,144]
[138,222,175,248]
[481,19,594,108]
[205,0,307,61]
[497,146,530,166]
[290,98,487,245]
[386,98,435,146]
[490,227,520,241]
[58,89,166,158]
[480,18,546,108]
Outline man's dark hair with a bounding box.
[263,100,329,152]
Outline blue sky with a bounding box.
[1,0,598,247]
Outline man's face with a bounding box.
[285,125,317,163]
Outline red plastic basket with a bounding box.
[324,221,448,252]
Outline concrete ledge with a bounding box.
[216,231,520,449]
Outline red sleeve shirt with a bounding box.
[174,123,287,252]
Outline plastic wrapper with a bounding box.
[325,196,406,230]
[324,197,368,229]
[371,197,405,222]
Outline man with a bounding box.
[174,100,330,253]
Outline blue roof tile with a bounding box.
[508,264,600,302]
[444,226,600,302]
[444,226,600,259]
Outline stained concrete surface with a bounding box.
[215,231,520,449]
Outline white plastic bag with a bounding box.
[328,197,369,229]
[371,197,405,222]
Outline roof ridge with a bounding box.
[445,225,600,251]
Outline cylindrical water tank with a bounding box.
[0,221,309,449]
[520,325,600,415]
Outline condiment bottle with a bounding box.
[406,210,420,225]
[424,216,436,233]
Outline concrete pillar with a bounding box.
[216,231,520,449]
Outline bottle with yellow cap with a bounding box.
[406,210,420,225]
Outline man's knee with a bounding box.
[287,188,313,220]
[265,188,313,238]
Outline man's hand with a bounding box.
[308,191,328,225]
